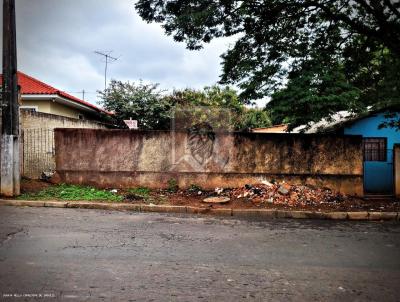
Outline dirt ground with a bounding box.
[20,178,52,193]
[19,179,400,212]
[160,191,400,212]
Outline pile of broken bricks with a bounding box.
[213,180,347,207]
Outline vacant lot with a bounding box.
[17,179,400,212]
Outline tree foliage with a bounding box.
[237,108,272,131]
[99,80,172,130]
[268,62,362,129]
[165,85,243,131]
[135,0,400,129]
[99,81,270,131]
[268,44,400,129]
[165,85,271,131]
[167,85,243,112]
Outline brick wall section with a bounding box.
[54,129,364,196]
[21,110,108,130]
[21,110,109,179]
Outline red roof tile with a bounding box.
[0,71,110,115]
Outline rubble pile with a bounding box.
[214,181,346,207]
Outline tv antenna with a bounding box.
[94,50,119,91]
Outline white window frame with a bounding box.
[20,106,38,112]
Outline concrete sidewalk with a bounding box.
[0,199,399,221]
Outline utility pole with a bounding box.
[94,51,118,91]
[1,0,20,196]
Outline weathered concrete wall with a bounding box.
[21,110,109,179]
[21,110,108,130]
[54,129,364,195]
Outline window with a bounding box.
[78,114,84,120]
[20,106,38,112]
[363,137,387,161]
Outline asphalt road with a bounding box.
[0,206,399,302]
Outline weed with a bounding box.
[125,187,151,201]
[18,184,123,202]
[167,178,178,193]
[188,184,202,193]
[127,187,150,197]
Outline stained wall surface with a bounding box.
[21,110,108,179]
[54,129,364,195]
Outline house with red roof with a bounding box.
[1,72,114,179]
[1,71,110,120]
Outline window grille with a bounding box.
[363,137,387,161]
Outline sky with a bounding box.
[1,0,267,107]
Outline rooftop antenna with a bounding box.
[94,50,118,91]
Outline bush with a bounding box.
[167,178,178,193]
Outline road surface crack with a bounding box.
[0,228,24,247]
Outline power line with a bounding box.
[94,50,119,91]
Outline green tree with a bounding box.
[344,43,400,108]
[99,82,261,131]
[136,0,400,97]
[166,85,272,131]
[268,44,400,129]
[168,85,242,111]
[135,0,400,128]
[238,108,272,131]
[165,85,244,131]
[268,61,362,130]
[99,80,172,130]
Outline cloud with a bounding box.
[1,0,236,106]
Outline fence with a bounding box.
[19,110,111,179]
[22,129,55,179]
[54,129,364,195]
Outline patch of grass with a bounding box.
[18,184,123,202]
[188,184,202,193]
[127,187,151,198]
[167,178,178,193]
[126,187,168,205]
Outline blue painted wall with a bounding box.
[344,112,400,194]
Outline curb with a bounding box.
[0,199,399,221]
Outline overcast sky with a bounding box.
[1,0,269,107]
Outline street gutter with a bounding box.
[0,199,399,221]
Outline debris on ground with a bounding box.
[40,171,54,182]
[226,182,347,207]
[18,179,399,212]
[189,180,351,208]
[203,196,231,204]
[20,178,52,194]
[215,187,224,195]
[124,193,145,202]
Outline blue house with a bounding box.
[292,107,400,196]
[341,110,399,196]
